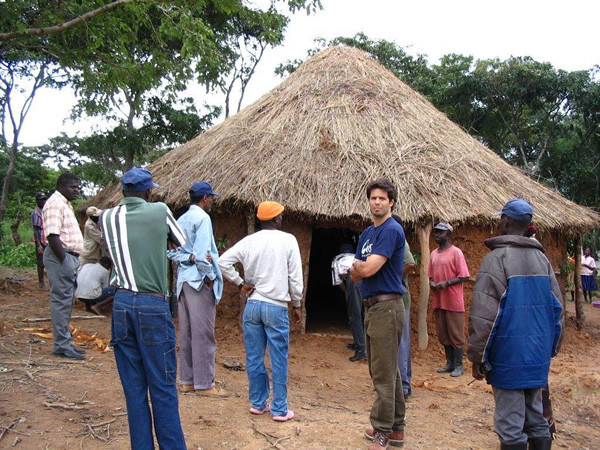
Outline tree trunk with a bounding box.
[0,143,18,222]
[417,223,432,351]
[10,213,22,245]
[574,237,585,330]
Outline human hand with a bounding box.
[292,307,302,324]
[206,253,213,263]
[241,283,255,297]
[471,362,485,380]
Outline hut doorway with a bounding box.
[305,228,360,332]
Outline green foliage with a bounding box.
[0,243,36,268]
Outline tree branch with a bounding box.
[0,0,134,42]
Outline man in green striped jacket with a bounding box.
[101,167,188,450]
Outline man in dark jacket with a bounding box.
[468,199,563,450]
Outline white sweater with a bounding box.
[218,229,303,308]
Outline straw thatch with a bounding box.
[92,45,599,232]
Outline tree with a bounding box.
[471,57,571,176]
[0,0,321,217]
[0,59,66,221]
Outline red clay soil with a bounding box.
[0,267,599,449]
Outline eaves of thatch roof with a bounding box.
[91,46,599,233]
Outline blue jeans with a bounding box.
[398,306,412,396]
[243,300,290,417]
[111,291,186,450]
[345,279,365,354]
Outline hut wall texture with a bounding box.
[211,216,568,346]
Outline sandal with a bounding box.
[272,410,294,422]
[249,403,270,415]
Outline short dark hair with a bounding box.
[99,256,112,268]
[56,173,78,188]
[366,178,397,205]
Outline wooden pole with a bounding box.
[417,223,432,350]
[238,208,256,329]
[574,236,585,330]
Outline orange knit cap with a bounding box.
[256,201,284,221]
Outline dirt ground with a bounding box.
[1,267,599,449]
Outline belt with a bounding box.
[65,250,80,258]
[118,288,166,300]
[363,293,401,309]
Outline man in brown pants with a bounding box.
[428,222,470,377]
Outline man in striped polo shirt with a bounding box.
[101,168,187,450]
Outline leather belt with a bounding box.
[363,293,401,309]
[118,288,166,300]
[65,250,80,258]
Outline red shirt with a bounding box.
[428,245,470,312]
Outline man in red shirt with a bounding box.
[428,222,470,377]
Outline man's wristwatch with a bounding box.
[238,281,245,289]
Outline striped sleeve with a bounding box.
[166,207,186,247]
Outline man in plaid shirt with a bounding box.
[42,173,84,360]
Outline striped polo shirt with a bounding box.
[101,197,186,295]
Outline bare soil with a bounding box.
[1,267,599,449]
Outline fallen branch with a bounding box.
[86,424,108,442]
[23,315,106,323]
[90,419,116,428]
[0,417,28,441]
[43,402,89,411]
[251,425,290,450]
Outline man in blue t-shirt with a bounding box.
[349,178,406,450]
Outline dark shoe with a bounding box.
[365,428,404,447]
[451,348,464,377]
[528,438,552,450]
[347,343,356,350]
[437,345,454,373]
[72,346,86,355]
[403,390,411,400]
[53,350,85,360]
[349,351,367,362]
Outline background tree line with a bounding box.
[1,4,599,250]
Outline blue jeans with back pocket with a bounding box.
[243,300,290,417]
[111,290,186,449]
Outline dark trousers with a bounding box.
[365,299,406,435]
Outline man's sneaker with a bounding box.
[196,386,229,397]
[367,432,389,450]
[365,427,404,447]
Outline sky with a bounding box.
[16,0,600,147]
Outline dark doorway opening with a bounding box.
[305,228,360,333]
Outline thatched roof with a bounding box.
[92,45,599,232]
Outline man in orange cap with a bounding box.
[219,201,303,422]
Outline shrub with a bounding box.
[0,243,36,268]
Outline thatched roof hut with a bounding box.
[92,46,599,344]
[93,45,598,231]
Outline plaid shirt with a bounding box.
[31,206,47,247]
[42,191,84,254]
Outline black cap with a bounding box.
[35,191,48,200]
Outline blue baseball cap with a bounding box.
[494,199,533,223]
[121,168,159,192]
[189,181,218,197]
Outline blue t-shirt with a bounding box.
[355,217,405,299]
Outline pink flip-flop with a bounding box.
[272,410,294,422]
[249,403,270,415]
